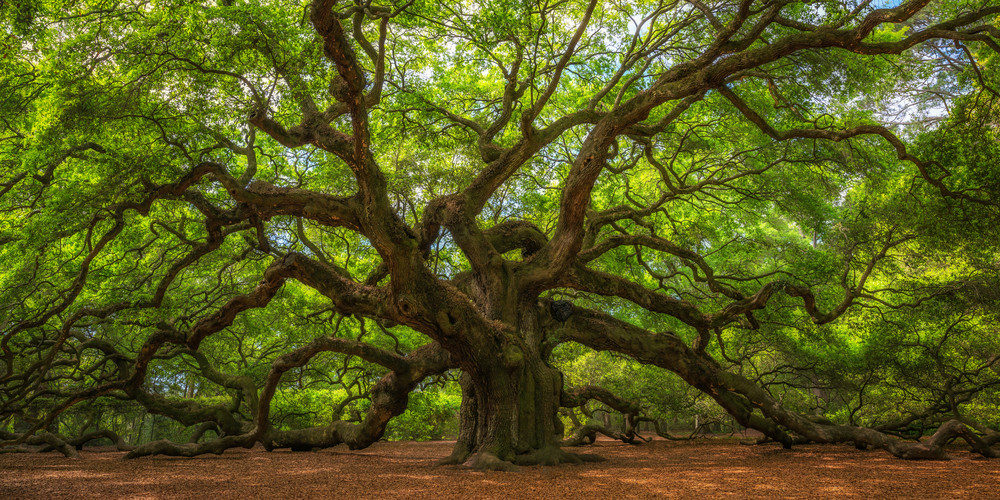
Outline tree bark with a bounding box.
[441,298,596,470]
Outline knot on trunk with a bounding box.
[550,300,573,322]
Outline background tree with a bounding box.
[2,0,999,469]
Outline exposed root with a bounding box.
[188,422,221,444]
[464,451,520,471]
[744,416,997,460]
[745,435,810,447]
[0,446,31,454]
[125,434,253,459]
[68,429,134,451]
[513,446,604,466]
[0,431,78,458]
[436,448,472,465]
[30,429,134,454]
[887,419,998,460]
[562,423,649,447]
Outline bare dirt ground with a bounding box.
[2,438,999,499]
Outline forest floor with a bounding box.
[2,437,999,499]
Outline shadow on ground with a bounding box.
[3,438,999,498]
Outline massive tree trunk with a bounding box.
[440,294,593,470]
[452,361,559,469]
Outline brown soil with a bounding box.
[2,438,999,499]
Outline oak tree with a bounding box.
[2,0,999,468]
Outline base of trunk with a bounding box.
[449,446,604,471]
[442,355,588,470]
